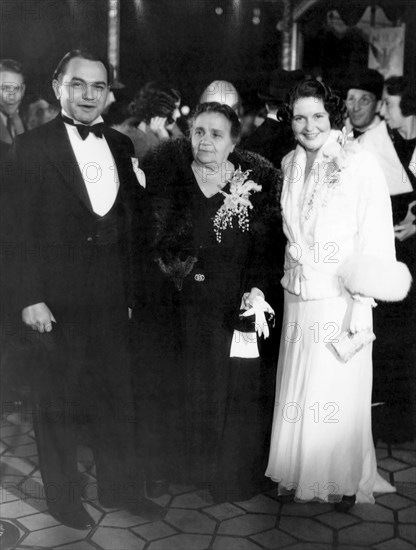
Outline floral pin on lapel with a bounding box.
[213,167,262,243]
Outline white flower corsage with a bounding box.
[213,167,262,243]
[304,130,348,219]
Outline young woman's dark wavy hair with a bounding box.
[188,102,241,143]
[384,76,416,117]
[284,79,345,129]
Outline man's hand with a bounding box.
[395,201,416,242]
[22,302,56,333]
[394,221,416,242]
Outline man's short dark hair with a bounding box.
[52,50,112,84]
[0,59,24,79]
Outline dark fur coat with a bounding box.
[140,137,284,295]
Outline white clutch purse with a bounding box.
[330,329,376,363]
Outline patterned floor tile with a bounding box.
[398,506,416,523]
[218,514,275,536]
[204,502,245,521]
[213,536,263,550]
[394,468,416,483]
[250,527,296,548]
[132,520,177,541]
[350,503,395,522]
[1,487,23,503]
[338,522,394,546]
[91,526,145,549]
[317,510,359,528]
[280,501,333,517]
[20,524,86,547]
[22,497,49,513]
[17,511,59,531]
[0,425,27,438]
[57,541,97,550]
[165,509,216,534]
[18,476,45,500]
[2,434,35,448]
[398,524,416,544]
[147,533,212,550]
[278,544,332,550]
[375,538,416,550]
[279,516,332,543]
[99,509,149,527]
[171,490,213,509]
[234,494,280,514]
[0,498,42,518]
[376,448,389,460]
[376,493,414,510]
[0,455,36,477]
[4,442,38,457]
[392,441,416,451]
[379,457,411,472]
[395,482,416,500]
[392,450,416,467]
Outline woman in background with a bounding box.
[133,81,182,161]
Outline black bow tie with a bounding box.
[353,128,364,139]
[61,114,104,140]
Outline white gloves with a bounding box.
[349,296,376,333]
[241,294,275,339]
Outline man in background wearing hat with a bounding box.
[242,69,304,168]
[344,68,384,139]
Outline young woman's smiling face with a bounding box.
[292,97,331,152]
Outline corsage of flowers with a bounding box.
[303,129,349,220]
[213,167,262,243]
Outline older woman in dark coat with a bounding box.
[132,102,284,503]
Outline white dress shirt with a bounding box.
[62,110,119,216]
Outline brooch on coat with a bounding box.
[303,130,349,220]
[213,167,262,243]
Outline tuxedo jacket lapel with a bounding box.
[40,117,94,212]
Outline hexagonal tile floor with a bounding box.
[1,411,415,549]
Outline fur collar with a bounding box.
[142,137,282,262]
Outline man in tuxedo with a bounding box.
[0,59,26,152]
[242,69,304,168]
[7,50,163,529]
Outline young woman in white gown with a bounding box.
[265,80,412,510]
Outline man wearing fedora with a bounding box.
[242,69,304,168]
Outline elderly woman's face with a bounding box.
[380,90,407,131]
[292,97,331,152]
[191,112,235,166]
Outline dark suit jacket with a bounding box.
[6,116,143,333]
[241,118,296,169]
